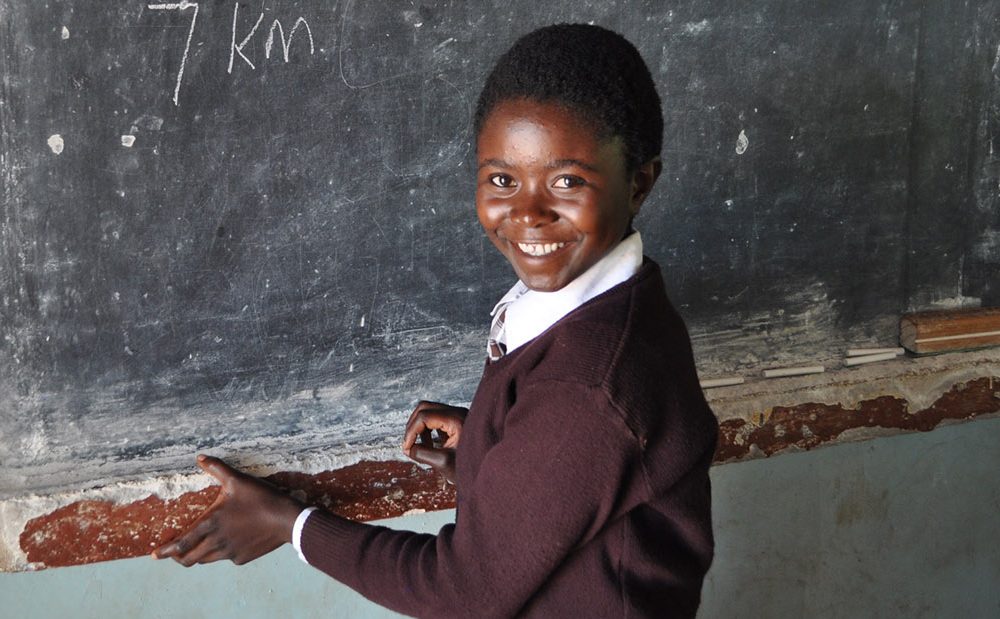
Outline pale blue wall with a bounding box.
[4,417,999,618]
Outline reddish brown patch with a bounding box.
[18,487,220,568]
[715,377,1000,462]
[19,461,454,569]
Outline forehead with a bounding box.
[476,99,623,165]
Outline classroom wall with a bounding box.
[3,416,998,618]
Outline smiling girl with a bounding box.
[154,24,719,618]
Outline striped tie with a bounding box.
[487,306,508,362]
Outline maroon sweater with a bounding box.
[301,259,718,617]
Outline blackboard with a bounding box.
[2,0,998,496]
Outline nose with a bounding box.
[508,186,557,227]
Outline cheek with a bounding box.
[475,196,502,232]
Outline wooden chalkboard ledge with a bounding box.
[2,348,998,572]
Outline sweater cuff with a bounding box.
[299,507,376,582]
[292,506,317,563]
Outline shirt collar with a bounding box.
[492,231,643,354]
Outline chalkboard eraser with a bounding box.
[762,365,825,379]
[699,376,745,389]
[900,307,1000,354]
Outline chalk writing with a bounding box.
[148,2,315,105]
[147,1,199,106]
[228,3,264,73]
[265,17,315,63]
[229,4,315,72]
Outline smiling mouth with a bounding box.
[516,241,568,257]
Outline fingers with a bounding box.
[408,445,455,471]
[155,522,231,566]
[152,511,217,562]
[401,420,428,457]
[401,402,469,457]
[175,534,229,567]
[153,530,199,562]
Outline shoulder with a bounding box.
[533,260,676,375]
[525,260,703,428]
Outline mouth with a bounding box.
[515,241,568,257]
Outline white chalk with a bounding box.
[61,26,70,40]
[121,135,136,147]
[762,365,825,378]
[846,347,904,357]
[699,376,745,389]
[735,129,749,155]
[844,352,898,366]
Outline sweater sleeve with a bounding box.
[299,379,639,618]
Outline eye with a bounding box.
[552,175,585,189]
[488,174,516,188]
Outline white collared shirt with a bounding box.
[488,231,643,356]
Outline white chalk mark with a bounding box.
[228,2,264,73]
[148,2,200,106]
[846,347,904,357]
[735,129,749,155]
[61,26,70,39]
[699,376,745,389]
[844,352,898,367]
[47,134,64,155]
[683,19,711,35]
[265,17,315,62]
[121,135,136,147]
[762,365,825,378]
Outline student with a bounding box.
[154,24,719,618]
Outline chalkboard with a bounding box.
[2,0,998,496]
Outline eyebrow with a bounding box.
[477,158,601,172]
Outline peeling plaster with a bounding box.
[3,349,998,572]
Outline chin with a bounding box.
[518,274,569,293]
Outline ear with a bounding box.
[628,156,663,217]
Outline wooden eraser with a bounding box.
[900,307,1000,354]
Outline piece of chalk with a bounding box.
[846,347,904,357]
[762,365,825,378]
[844,351,899,366]
[699,376,745,389]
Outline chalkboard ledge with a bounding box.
[2,348,998,572]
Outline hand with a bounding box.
[152,455,304,566]
[401,401,467,484]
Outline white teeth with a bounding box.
[516,242,566,256]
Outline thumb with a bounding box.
[196,454,239,485]
[408,445,454,471]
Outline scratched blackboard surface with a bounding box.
[1,0,998,496]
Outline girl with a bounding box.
[154,24,718,618]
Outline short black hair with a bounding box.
[474,24,663,172]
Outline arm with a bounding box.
[300,380,639,618]
[153,399,468,566]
